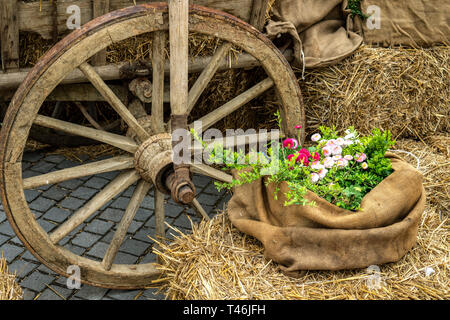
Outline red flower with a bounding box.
[298,148,310,158]
[297,153,309,166]
[310,152,320,161]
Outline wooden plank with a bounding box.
[169,0,189,116]
[91,0,110,66]
[17,0,253,40]
[22,156,134,190]
[0,0,20,70]
[250,0,270,31]
[151,31,166,134]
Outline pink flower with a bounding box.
[332,154,343,161]
[311,133,321,142]
[310,152,320,161]
[295,125,302,129]
[287,154,297,162]
[344,155,353,161]
[311,161,324,170]
[361,162,368,170]
[355,153,367,163]
[335,138,345,146]
[322,146,332,157]
[331,145,342,155]
[298,148,310,157]
[297,153,309,166]
[282,138,298,149]
[323,157,335,168]
[318,168,328,179]
[337,158,349,168]
[311,173,320,184]
[326,139,336,147]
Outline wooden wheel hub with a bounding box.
[134,133,173,192]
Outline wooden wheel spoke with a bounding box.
[190,164,233,184]
[189,77,274,131]
[78,62,150,142]
[191,198,210,221]
[74,102,104,130]
[187,42,232,114]
[102,180,152,271]
[154,190,166,243]
[49,170,140,244]
[23,156,135,190]
[151,31,167,134]
[34,114,138,153]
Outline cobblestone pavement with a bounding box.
[0,149,231,300]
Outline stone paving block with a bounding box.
[37,219,57,233]
[0,234,9,246]
[106,289,142,300]
[21,250,40,263]
[1,243,24,263]
[19,270,55,292]
[74,284,109,300]
[65,244,86,257]
[202,181,226,195]
[140,195,155,210]
[24,189,41,202]
[192,174,212,188]
[9,236,23,245]
[22,152,44,162]
[173,213,194,230]
[70,186,98,200]
[29,197,56,213]
[110,196,130,210]
[42,186,70,201]
[97,170,120,181]
[164,203,184,218]
[196,193,220,206]
[71,232,102,248]
[119,239,150,257]
[0,211,5,224]
[37,264,59,276]
[36,285,74,300]
[21,170,40,179]
[142,287,166,300]
[30,161,56,173]
[0,221,16,236]
[84,219,114,235]
[112,252,138,265]
[125,220,143,234]
[85,242,108,260]
[122,184,137,197]
[84,176,110,189]
[58,179,84,190]
[43,154,66,164]
[60,197,85,210]
[139,251,157,264]
[56,159,80,169]
[100,208,124,223]
[22,289,37,300]
[134,208,153,222]
[42,207,71,223]
[8,259,39,278]
[132,227,154,243]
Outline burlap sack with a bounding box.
[266,0,363,68]
[359,0,450,47]
[227,153,425,275]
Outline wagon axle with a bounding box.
[134,132,196,205]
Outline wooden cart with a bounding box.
[0,0,304,289]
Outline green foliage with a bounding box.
[347,0,369,19]
[191,118,396,212]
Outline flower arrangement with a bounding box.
[194,113,396,211]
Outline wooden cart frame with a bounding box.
[0,1,305,289]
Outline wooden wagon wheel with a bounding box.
[0,3,304,289]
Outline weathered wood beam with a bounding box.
[250,0,270,31]
[0,0,20,70]
[91,0,110,66]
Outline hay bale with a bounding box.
[154,138,449,299]
[297,45,450,140]
[0,254,23,300]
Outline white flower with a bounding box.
[361,162,368,170]
[311,173,320,184]
[323,157,335,168]
[344,132,355,140]
[311,133,322,142]
[344,155,353,161]
[344,139,353,146]
[318,168,328,179]
[332,154,343,161]
[326,139,336,147]
[322,146,332,157]
[311,161,324,170]
[337,158,349,168]
[331,145,342,155]
[335,138,346,146]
